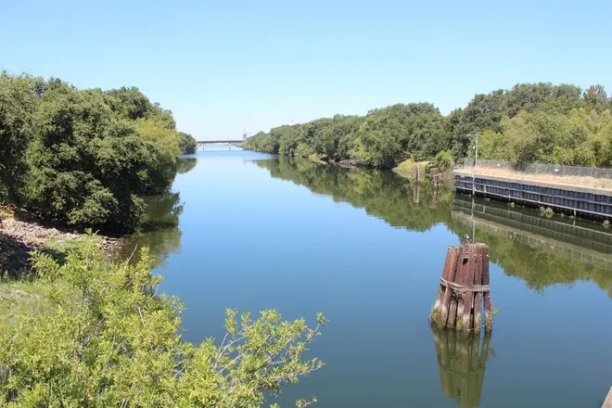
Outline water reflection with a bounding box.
[119,193,183,268]
[452,196,612,297]
[431,327,492,408]
[254,156,454,231]
[117,157,198,268]
[254,157,612,297]
[177,157,197,174]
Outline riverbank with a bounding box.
[0,217,120,276]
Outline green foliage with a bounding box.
[0,235,325,407]
[0,73,189,233]
[132,118,180,195]
[178,131,197,155]
[0,72,40,203]
[294,142,315,158]
[245,82,612,169]
[23,81,151,232]
[245,103,445,168]
[433,150,453,172]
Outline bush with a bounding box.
[295,142,315,158]
[0,235,326,407]
[433,150,453,171]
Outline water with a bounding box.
[129,148,612,407]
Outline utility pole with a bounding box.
[471,133,479,243]
[471,133,479,196]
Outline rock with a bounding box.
[336,159,361,169]
[0,217,119,276]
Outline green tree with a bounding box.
[24,81,153,233]
[433,150,453,171]
[0,73,40,203]
[583,84,609,111]
[133,118,180,195]
[178,131,197,154]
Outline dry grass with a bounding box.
[393,159,430,180]
[455,166,612,191]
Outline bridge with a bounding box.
[196,140,244,150]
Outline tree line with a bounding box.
[0,72,197,233]
[244,83,612,168]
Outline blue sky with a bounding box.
[2,0,611,140]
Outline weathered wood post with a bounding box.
[431,326,491,408]
[431,167,440,189]
[431,243,492,333]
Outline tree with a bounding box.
[583,84,609,110]
[132,118,180,195]
[0,73,39,203]
[433,150,453,171]
[241,81,612,169]
[24,81,153,233]
[178,131,197,154]
[0,72,190,233]
[0,235,326,407]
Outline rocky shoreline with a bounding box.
[0,218,120,277]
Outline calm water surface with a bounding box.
[130,148,612,408]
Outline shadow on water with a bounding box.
[117,156,199,268]
[431,326,493,408]
[253,156,612,298]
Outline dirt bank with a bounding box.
[0,218,120,277]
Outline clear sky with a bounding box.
[2,0,611,140]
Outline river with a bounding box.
[126,148,612,408]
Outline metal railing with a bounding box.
[461,159,612,179]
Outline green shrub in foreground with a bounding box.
[0,235,325,407]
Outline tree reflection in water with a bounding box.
[116,157,199,268]
[254,157,612,298]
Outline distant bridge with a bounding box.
[197,140,243,144]
[196,140,243,151]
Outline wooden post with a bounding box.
[415,163,420,183]
[431,243,492,332]
[431,167,440,190]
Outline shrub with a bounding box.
[433,150,453,171]
[0,235,326,407]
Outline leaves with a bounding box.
[0,73,185,233]
[0,236,325,407]
[245,82,612,169]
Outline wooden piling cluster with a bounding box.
[431,244,492,332]
[432,327,491,408]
